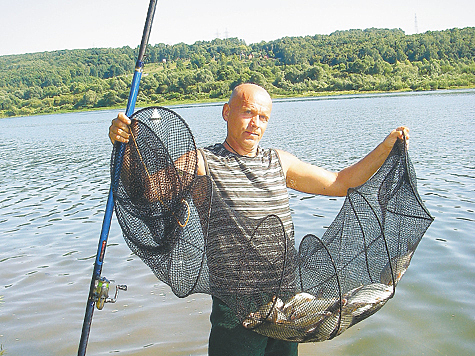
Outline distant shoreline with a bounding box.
[3,86,474,119]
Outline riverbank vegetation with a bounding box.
[1,27,474,118]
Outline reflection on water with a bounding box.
[1,90,474,355]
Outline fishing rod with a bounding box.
[77,1,158,355]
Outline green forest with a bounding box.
[1,27,474,118]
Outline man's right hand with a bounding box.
[109,112,131,144]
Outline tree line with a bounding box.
[1,27,474,118]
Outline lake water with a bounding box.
[1,89,474,356]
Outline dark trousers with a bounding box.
[208,297,299,356]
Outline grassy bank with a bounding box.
[2,86,474,120]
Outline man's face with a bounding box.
[223,85,272,154]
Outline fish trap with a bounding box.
[112,107,433,342]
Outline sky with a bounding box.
[0,0,474,56]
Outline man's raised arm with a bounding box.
[277,127,409,197]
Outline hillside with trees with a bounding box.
[1,27,474,118]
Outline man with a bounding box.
[109,83,408,356]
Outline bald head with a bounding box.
[228,83,272,111]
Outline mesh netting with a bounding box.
[112,107,433,342]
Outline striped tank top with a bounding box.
[201,143,294,240]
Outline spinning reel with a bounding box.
[93,277,127,310]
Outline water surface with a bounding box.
[1,89,474,355]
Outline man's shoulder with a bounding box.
[203,143,226,155]
[203,143,221,150]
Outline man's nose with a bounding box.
[249,115,260,127]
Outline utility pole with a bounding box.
[414,13,419,34]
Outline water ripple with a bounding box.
[1,93,474,355]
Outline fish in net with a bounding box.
[112,106,434,342]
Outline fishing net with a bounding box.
[112,106,433,342]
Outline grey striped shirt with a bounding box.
[201,143,294,240]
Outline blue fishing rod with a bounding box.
[78,1,158,355]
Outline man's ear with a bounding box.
[222,103,230,122]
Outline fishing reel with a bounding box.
[93,277,127,310]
